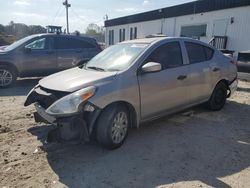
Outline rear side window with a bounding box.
[54,37,95,50]
[204,46,214,60]
[146,42,183,69]
[185,42,214,64]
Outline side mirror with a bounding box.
[24,47,32,53]
[141,62,162,73]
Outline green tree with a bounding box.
[85,23,104,43]
[28,25,46,35]
[0,24,5,34]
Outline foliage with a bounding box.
[85,23,105,43]
[85,23,104,35]
[0,21,46,42]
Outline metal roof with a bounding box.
[105,0,250,27]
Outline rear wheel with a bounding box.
[0,65,17,88]
[96,104,129,149]
[208,82,228,111]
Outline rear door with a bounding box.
[54,36,98,70]
[183,41,216,104]
[138,41,190,120]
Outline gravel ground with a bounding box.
[0,78,250,188]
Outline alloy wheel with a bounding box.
[0,69,13,87]
[111,111,128,144]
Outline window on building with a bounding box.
[119,28,126,42]
[130,28,133,40]
[130,27,137,40]
[185,42,214,64]
[109,30,114,45]
[180,24,207,39]
[146,42,183,69]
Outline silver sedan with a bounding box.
[25,37,238,149]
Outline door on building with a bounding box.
[213,19,228,36]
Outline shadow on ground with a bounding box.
[28,100,250,188]
[237,86,250,93]
[0,78,40,96]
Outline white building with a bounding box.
[104,0,250,57]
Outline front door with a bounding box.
[20,36,57,76]
[138,41,190,120]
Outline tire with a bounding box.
[0,65,17,88]
[208,82,228,111]
[96,104,129,149]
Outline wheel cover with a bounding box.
[0,69,13,86]
[111,111,128,144]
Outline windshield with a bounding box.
[86,43,148,71]
[4,35,34,51]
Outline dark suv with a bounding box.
[0,33,101,87]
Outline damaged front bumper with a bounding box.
[25,86,101,143]
[34,103,56,124]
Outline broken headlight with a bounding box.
[46,86,96,116]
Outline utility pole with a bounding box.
[63,0,71,34]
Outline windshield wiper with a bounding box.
[87,66,105,71]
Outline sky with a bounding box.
[0,0,194,33]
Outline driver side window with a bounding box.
[146,42,183,69]
[26,38,47,50]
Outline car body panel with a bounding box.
[39,67,117,92]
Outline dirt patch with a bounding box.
[0,80,250,188]
[0,126,11,134]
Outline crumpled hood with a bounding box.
[39,67,117,92]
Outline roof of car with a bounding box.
[121,36,216,50]
[29,33,95,40]
[121,36,190,44]
[121,37,169,44]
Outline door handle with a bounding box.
[212,67,220,72]
[177,75,187,80]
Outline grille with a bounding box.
[34,86,69,109]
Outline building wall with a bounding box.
[105,6,250,55]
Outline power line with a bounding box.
[52,6,63,25]
[71,7,86,23]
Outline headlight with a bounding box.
[46,86,96,116]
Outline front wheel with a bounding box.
[208,82,228,111]
[96,104,129,149]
